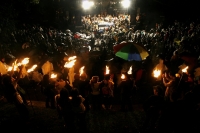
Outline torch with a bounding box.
[105,65,110,75]
[64,56,77,87]
[121,74,125,80]
[79,66,85,76]
[153,69,161,80]
[178,66,188,87]
[27,65,37,73]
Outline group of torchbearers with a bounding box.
[0,54,137,126]
[1,48,200,132]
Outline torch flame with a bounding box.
[64,56,77,68]
[127,66,132,75]
[105,65,110,75]
[7,66,13,72]
[182,66,188,73]
[7,62,18,72]
[68,56,77,61]
[21,58,29,65]
[51,73,57,78]
[79,66,85,76]
[121,74,125,79]
[27,65,37,73]
[153,69,161,78]
[64,60,76,68]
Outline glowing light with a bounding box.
[153,69,161,78]
[51,73,57,78]
[27,65,37,73]
[64,60,76,68]
[21,58,29,65]
[82,1,94,10]
[182,66,188,73]
[105,65,110,75]
[7,66,13,72]
[121,0,130,8]
[68,56,77,61]
[7,63,18,72]
[79,66,85,76]
[121,74,125,79]
[127,66,132,75]
[64,56,77,68]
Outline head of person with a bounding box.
[80,73,87,81]
[168,71,176,79]
[74,73,80,81]
[153,85,163,96]
[1,57,5,63]
[71,88,79,98]
[91,76,99,83]
[2,74,12,85]
[60,88,69,99]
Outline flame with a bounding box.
[121,74,125,79]
[182,66,188,73]
[64,60,76,68]
[64,56,77,68]
[153,69,161,78]
[7,66,13,71]
[79,66,85,76]
[68,56,77,61]
[51,73,57,78]
[127,66,132,75]
[27,65,37,73]
[21,58,29,65]
[105,65,110,75]
[7,62,18,72]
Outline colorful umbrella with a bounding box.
[113,42,149,61]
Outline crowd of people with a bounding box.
[1,14,200,133]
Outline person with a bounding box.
[89,76,101,110]
[1,65,29,121]
[70,88,86,132]
[56,88,74,131]
[143,85,165,133]
[99,75,114,110]
[153,56,168,81]
[118,73,135,111]
[41,60,54,75]
[170,50,183,72]
[0,57,8,75]
[55,75,67,117]
[40,74,56,108]
[79,73,90,111]
[72,74,80,90]
[163,71,179,102]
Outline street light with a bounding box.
[121,0,131,8]
[82,1,94,10]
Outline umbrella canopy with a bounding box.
[113,42,149,61]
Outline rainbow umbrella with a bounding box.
[113,42,149,61]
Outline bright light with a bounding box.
[127,66,132,75]
[27,65,37,73]
[153,69,161,78]
[82,1,94,10]
[51,73,57,79]
[79,66,85,76]
[121,74,125,79]
[105,65,110,75]
[121,0,130,8]
[182,66,188,73]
